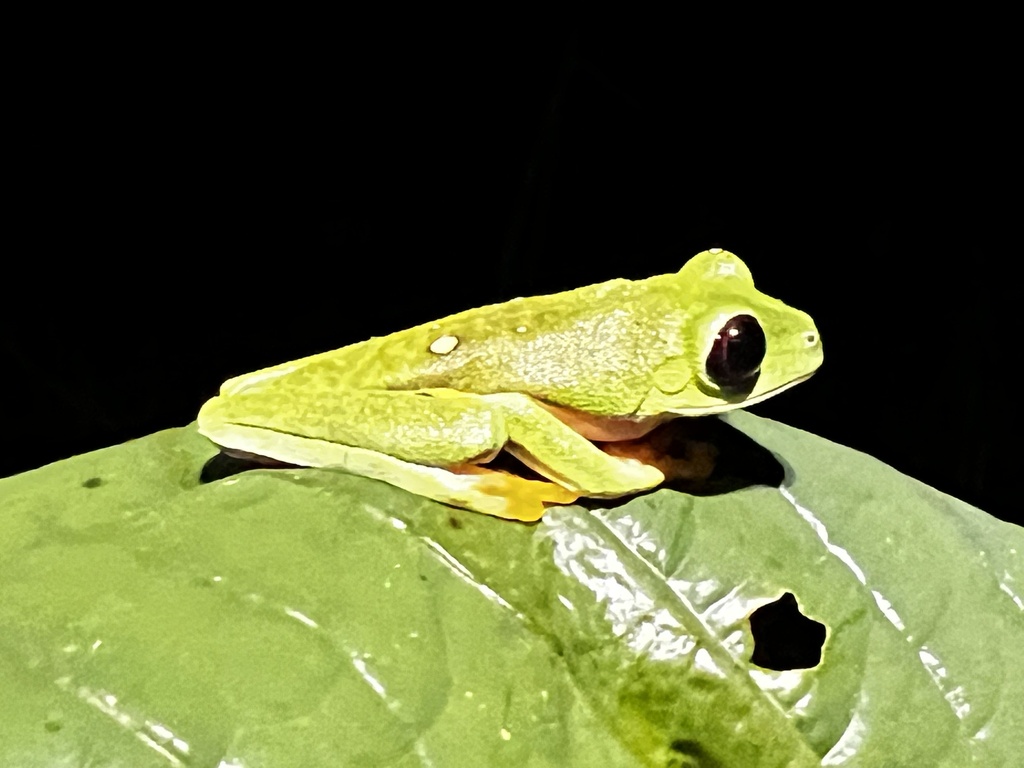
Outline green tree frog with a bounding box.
[198,249,822,521]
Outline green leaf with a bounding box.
[1,412,1021,766]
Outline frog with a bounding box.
[197,248,822,521]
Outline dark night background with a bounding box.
[4,19,1019,526]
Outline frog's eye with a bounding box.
[706,315,765,396]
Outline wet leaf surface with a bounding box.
[1,412,1021,766]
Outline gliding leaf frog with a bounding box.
[198,249,822,521]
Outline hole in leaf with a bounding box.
[749,592,826,670]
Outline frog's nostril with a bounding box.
[802,331,818,347]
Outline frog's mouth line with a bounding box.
[675,371,818,416]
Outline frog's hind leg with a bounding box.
[199,387,507,468]
[198,388,577,520]
[204,419,575,521]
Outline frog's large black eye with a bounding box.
[706,314,765,397]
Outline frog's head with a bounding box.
[640,249,823,416]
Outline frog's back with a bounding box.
[341,273,688,414]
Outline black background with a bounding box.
[4,18,1019,525]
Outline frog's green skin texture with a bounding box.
[199,249,822,520]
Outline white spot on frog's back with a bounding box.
[428,335,460,355]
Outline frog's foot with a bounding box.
[450,466,580,522]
